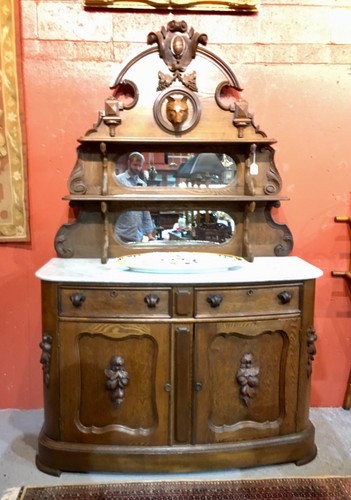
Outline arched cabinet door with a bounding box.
[193,316,301,444]
[59,320,171,446]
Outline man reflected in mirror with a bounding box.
[114,152,155,243]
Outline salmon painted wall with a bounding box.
[0,0,350,409]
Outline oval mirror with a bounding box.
[114,209,235,245]
[113,152,237,188]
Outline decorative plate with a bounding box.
[116,252,245,274]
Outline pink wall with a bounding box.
[0,1,350,409]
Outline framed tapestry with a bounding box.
[0,0,30,242]
[83,0,258,13]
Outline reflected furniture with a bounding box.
[36,20,322,475]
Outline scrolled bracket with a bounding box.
[264,201,294,256]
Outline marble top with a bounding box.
[36,256,323,284]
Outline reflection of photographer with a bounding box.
[114,152,155,243]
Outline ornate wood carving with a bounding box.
[264,201,294,256]
[307,326,317,378]
[39,333,52,387]
[263,148,283,195]
[105,355,129,408]
[147,21,208,77]
[68,156,87,195]
[54,225,75,258]
[236,352,259,407]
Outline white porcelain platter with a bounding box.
[116,252,245,274]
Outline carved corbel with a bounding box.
[39,333,52,387]
[263,147,283,195]
[67,154,87,195]
[307,326,317,378]
[264,201,294,256]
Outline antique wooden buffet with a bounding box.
[36,21,322,475]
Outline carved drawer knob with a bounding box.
[144,294,160,308]
[277,291,292,304]
[70,293,86,307]
[194,382,203,392]
[206,294,223,308]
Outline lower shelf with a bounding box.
[36,422,317,476]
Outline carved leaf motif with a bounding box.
[264,165,282,195]
[157,71,176,91]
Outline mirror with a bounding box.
[113,152,237,188]
[114,209,235,245]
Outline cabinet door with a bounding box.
[193,317,301,443]
[59,321,171,446]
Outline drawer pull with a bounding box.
[144,294,160,308]
[164,383,172,392]
[70,293,86,307]
[207,294,223,308]
[277,291,292,304]
[194,382,203,392]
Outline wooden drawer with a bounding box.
[194,284,300,318]
[59,286,171,318]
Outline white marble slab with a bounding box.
[35,256,323,284]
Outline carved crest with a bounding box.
[147,21,207,92]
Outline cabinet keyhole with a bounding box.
[194,382,203,392]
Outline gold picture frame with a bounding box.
[0,0,29,242]
[83,0,258,13]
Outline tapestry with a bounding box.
[0,0,29,242]
[7,477,351,500]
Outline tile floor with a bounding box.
[1,408,350,495]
